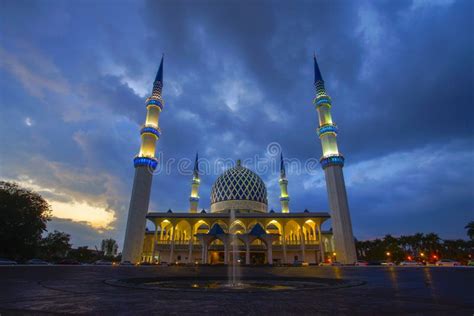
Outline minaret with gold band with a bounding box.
[279,152,290,213]
[313,54,357,264]
[122,56,164,263]
[189,153,200,213]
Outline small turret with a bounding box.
[279,152,290,213]
[189,152,200,213]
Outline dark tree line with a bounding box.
[356,232,473,263]
[0,181,119,263]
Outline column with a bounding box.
[188,237,194,263]
[169,226,175,263]
[300,230,305,262]
[245,241,250,265]
[267,240,273,265]
[224,242,229,265]
[282,226,287,264]
[318,225,325,262]
[151,226,159,263]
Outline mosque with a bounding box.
[121,55,357,265]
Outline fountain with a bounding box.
[227,209,242,288]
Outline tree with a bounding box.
[465,221,474,240]
[101,238,118,256]
[0,181,52,260]
[40,231,71,260]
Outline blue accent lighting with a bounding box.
[140,126,161,138]
[316,98,331,106]
[320,156,345,169]
[318,124,338,136]
[146,99,163,110]
[133,157,158,170]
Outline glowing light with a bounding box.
[133,157,158,170]
[146,98,163,110]
[420,253,425,257]
[140,126,161,138]
[386,252,391,256]
[317,124,338,136]
[332,252,337,256]
[320,155,345,169]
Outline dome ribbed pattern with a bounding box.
[211,164,267,205]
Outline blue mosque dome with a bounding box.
[210,160,268,213]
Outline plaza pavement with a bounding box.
[0,265,473,315]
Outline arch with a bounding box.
[159,219,172,241]
[284,220,301,245]
[175,220,192,243]
[250,237,268,248]
[193,220,210,234]
[211,220,229,233]
[247,220,265,232]
[303,219,317,242]
[229,220,246,234]
[265,220,282,234]
[207,236,225,247]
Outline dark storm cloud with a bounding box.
[0,0,472,246]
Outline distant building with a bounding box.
[122,55,356,265]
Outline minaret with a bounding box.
[189,153,200,213]
[279,152,290,213]
[312,54,357,264]
[122,56,164,263]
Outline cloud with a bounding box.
[0,0,472,245]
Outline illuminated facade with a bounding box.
[142,159,334,265]
[123,55,357,265]
[313,54,357,264]
[122,56,164,263]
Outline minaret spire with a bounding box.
[312,52,356,264]
[122,55,165,263]
[189,152,200,213]
[313,53,323,83]
[155,54,164,83]
[279,151,290,213]
[152,55,164,99]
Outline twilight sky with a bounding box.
[0,0,473,249]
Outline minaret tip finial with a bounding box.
[155,55,164,83]
[280,151,286,179]
[193,152,199,177]
[313,52,323,83]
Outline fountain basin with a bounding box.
[105,277,364,292]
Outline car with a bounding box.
[27,259,50,265]
[380,261,395,266]
[367,260,382,266]
[399,261,423,266]
[354,260,368,266]
[119,261,135,266]
[0,258,17,265]
[58,259,80,265]
[293,260,309,266]
[435,259,460,267]
[94,260,113,266]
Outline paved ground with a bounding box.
[0,265,473,315]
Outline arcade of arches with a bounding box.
[141,213,335,264]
